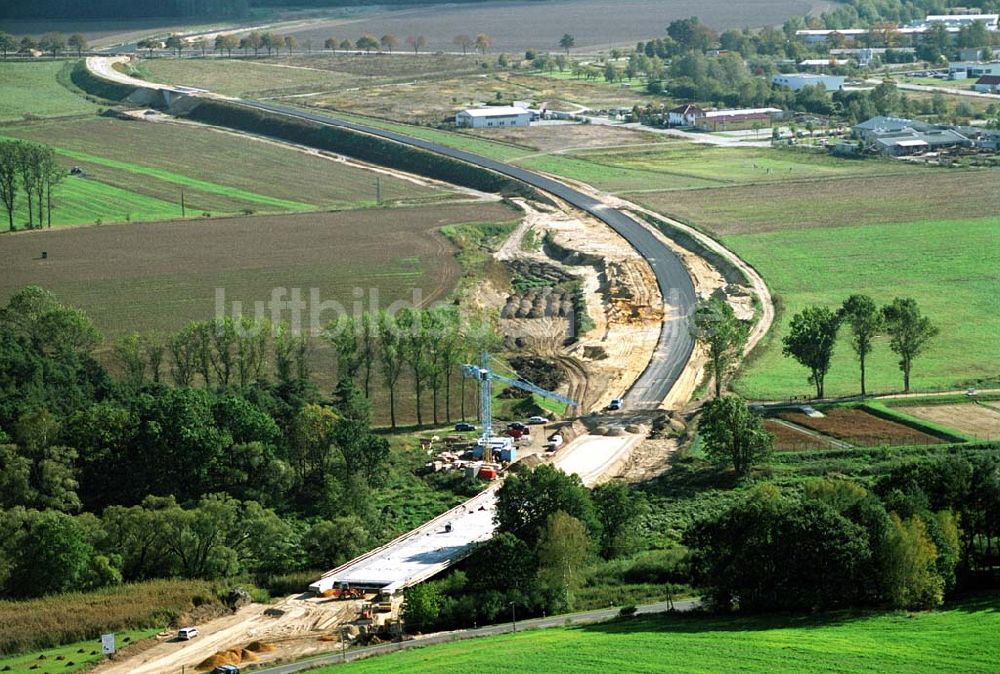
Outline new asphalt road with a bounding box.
[233,100,697,409]
[254,598,699,673]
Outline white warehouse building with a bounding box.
[772,73,847,91]
[456,106,532,129]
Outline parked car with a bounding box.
[608,398,623,411]
[527,416,549,424]
[454,422,476,432]
[211,666,240,674]
[177,627,199,640]
[508,422,530,434]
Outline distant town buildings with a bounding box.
[795,13,999,44]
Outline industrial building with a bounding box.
[771,73,846,91]
[948,61,1000,78]
[974,74,1000,92]
[853,116,971,156]
[455,106,532,129]
[667,105,782,129]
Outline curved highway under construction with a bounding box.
[227,99,698,410]
[83,56,699,599]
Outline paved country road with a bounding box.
[228,99,697,409]
[253,599,699,673]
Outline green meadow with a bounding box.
[726,216,999,398]
[327,594,1000,674]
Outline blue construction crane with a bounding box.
[462,352,578,449]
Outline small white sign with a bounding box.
[101,633,115,655]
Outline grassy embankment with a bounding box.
[321,592,1000,674]
[0,579,221,655]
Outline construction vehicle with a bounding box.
[462,352,577,463]
[320,584,364,600]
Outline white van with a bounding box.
[177,627,199,640]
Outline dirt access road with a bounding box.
[93,594,358,674]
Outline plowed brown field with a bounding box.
[1,203,516,335]
[778,408,946,447]
[763,420,835,451]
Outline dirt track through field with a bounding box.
[92,595,359,674]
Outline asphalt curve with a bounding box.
[237,100,696,408]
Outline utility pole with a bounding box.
[180,188,186,217]
[375,176,382,204]
[510,601,517,633]
[340,626,347,662]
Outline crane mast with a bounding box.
[461,352,578,457]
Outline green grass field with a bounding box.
[0,629,159,674]
[141,57,350,97]
[0,61,102,121]
[635,168,1000,400]
[722,216,998,398]
[326,594,1000,674]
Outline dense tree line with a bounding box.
[0,287,502,598]
[0,32,87,57]
[687,451,999,611]
[0,140,65,231]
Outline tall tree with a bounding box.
[41,148,63,228]
[453,34,472,54]
[592,481,645,559]
[536,511,590,611]
[380,34,399,53]
[165,35,184,57]
[782,306,841,398]
[325,314,360,381]
[406,34,426,54]
[0,141,19,231]
[559,33,575,53]
[377,311,405,428]
[398,308,431,427]
[495,464,598,547]
[67,33,87,56]
[475,33,491,54]
[356,34,379,53]
[39,32,65,56]
[882,298,938,393]
[283,35,297,54]
[0,32,15,59]
[838,294,883,397]
[698,394,773,477]
[690,296,748,397]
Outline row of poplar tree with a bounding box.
[0,139,64,231]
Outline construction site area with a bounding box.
[74,57,773,674]
[89,187,762,674]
